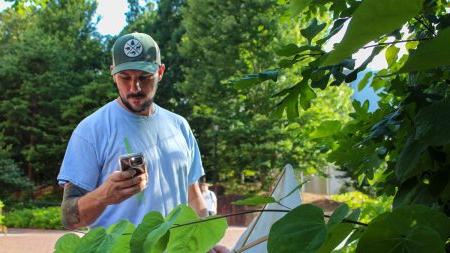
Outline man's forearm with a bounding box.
[188,183,208,217]
[61,183,108,229]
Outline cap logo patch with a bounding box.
[124,39,143,57]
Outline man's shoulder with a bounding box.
[156,105,189,126]
[74,101,115,134]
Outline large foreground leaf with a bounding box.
[130,212,166,253]
[54,233,81,253]
[268,204,327,253]
[167,205,227,253]
[356,205,450,253]
[322,0,424,66]
[400,28,450,72]
[414,101,450,146]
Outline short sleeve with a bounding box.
[184,123,204,185]
[57,132,101,191]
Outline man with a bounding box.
[199,176,218,216]
[57,32,228,253]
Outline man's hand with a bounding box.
[96,169,148,205]
[209,245,230,253]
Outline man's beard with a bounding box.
[119,91,153,113]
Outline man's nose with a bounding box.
[129,80,142,92]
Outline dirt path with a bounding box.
[0,227,245,253]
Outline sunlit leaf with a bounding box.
[299,83,317,110]
[167,205,227,253]
[232,196,276,206]
[310,120,342,139]
[54,233,80,253]
[400,28,450,72]
[385,45,400,66]
[130,212,166,253]
[357,71,373,91]
[290,0,311,16]
[98,220,135,253]
[75,227,106,253]
[322,0,424,66]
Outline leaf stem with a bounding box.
[171,209,368,229]
[362,38,433,49]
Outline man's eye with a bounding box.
[139,76,153,81]
[119,76,131,80]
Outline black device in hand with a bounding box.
[119,153,146,176]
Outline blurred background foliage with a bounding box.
[0,0,353,204]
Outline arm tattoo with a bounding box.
[61,183,88,228]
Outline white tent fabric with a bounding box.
[232,164,302,253]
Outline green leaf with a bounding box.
[311,73,330,90]
[327,203,351,228]
[394,178,436,208]
[400,28,450,72]
[167,205,227,253]
[54,233,81,253]
[357,71,373,91]
[316,223,355,253]
[371,77,385,91]
[322,0,424,66]
[301,18,327,44]
[395,137,427,182]
[75,227,107,253]
[98,220,135,253]
[268,204,327,253]
[356,205,450,253]
[232,196,276,206]
[414,101,450,146]
[275,44,321,57]
[130,212,166,253]
[385,45,400,66]
[299,83,317,110]
[290,0,311,16]
[232,70,278,90]
[310,120,342,139]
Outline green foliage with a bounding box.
[323,0,425,65]
[232,196,276,206]
[0,156,34,197]
[0,200,4,226]
[5,206,62,229]
[331,192,393,224]
[400,27,450,72]
[356,205,450,253]
[55,205,227,253]
[0,0,109,186]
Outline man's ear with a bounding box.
[110,66,117,83]
[158,64,166,81]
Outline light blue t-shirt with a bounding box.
[57,100,204,228]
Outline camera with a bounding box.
[119,153,146,176]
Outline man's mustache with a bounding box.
[127,92,146,99]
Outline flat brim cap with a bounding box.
[111,32,161,75]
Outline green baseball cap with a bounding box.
[111,32,161,75]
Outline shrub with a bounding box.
[5,206,62,229]
[0,157,34,198]
[0,200,4,226]
[330,191,393,223]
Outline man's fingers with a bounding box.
[111,170,136,182]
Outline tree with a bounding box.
[234,0,450,251]
[0,0,108,185]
